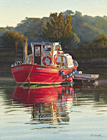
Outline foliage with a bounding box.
[71,12,107,44]
[71,34,107,60]
[94,34,107,45]
[1,31,28,48]
[1,10,107,48]
[41,12,74,48]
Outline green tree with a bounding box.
[1,31,28,48]
[94,34,107,45]
[41,12,74,48]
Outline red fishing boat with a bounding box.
[11,42,78,85]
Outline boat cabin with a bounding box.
[25,42,74,68]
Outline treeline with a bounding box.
[0,12,79,49]
[0,10,107,47]
[0,11,107,62]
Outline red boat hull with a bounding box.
[11,64,78,84]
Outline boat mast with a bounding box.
[52,43,55,66]
[23,40,28,63]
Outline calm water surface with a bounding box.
[0,81,107,140]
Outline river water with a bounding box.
[0,81,107,140]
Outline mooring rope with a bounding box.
[20,65,59,87]
[20,65,33,87]
[33,73,58,87]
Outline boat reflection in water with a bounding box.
[12,85,76,124]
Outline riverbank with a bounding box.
[0,77,14,81]
[0,78,16,88]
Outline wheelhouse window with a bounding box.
[55,45,62,51]
[57,55,67,68]
[57,55,66,63]
[35,46,40,56]
[45,45,51,51]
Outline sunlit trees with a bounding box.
[1,31,28,48]
[41,12,75,48]
[94,34,107,45]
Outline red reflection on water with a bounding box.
[12,85,76,104]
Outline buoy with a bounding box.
[64,75,69,79]
[68,72,73,77]
[61,71,65,76]
[67,77,73,81]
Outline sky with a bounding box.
[0,0,107,27]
